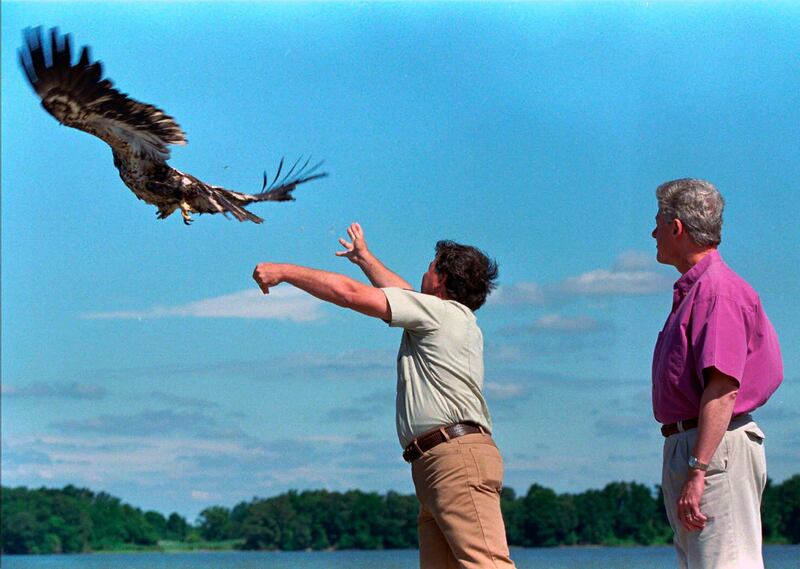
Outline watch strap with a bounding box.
[688,456,709,471]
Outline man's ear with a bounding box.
[435,272,449,297]
[673,218,685,236]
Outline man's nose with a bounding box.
[651,227,657,238]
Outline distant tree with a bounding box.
[1,485,154,553]
[198,506,231,541]
[603,482,665,544]
[241,495,307,550]
[165,512,190,541]
[521,484,576,546]
[777,475,800,543]
[3,475,798,554]
[761,479,783,543]
[2,510,41,554]
[380,491,418,548]
[144,511,168,541]
[654,485,673,544]
[574,488,615,544]
[339,491,384,549]
[500,487,524,546]
[228,501,249,540]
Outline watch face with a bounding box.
[688,456,708,470]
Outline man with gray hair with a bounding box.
[651,178,783,569]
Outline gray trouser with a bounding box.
[662,414,767,569]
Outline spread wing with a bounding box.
[19,27,187,162]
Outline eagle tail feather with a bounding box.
[206,186,264,224]
[252,157,328,203]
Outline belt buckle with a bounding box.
[403,439,423,463]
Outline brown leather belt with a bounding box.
[661,413,750,438]
[403,422,486,463]
[661,418,699,437]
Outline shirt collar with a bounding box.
[671,249,721,309]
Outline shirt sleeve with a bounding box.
[382,288,445,333]
[690,296,750,386]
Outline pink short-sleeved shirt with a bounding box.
[652,250,783,424]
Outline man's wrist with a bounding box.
[355,251,376,269]
[687,467,706,480]
[687,455,709,475]
[276,263,295,284]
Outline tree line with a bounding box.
[2,476,799,554]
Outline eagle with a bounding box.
[18,27,327,224]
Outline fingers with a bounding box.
[337,223,365,258]
[690,505,708,528]
[252,265,271,295]
[346,222,364,242]
[335,237,354,257]
[677,499,707,531]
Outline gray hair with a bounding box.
[655,178,725,246]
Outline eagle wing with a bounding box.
[19,27,187,162]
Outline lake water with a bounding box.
[3,546,799,569]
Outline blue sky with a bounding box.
[2,2,798,521]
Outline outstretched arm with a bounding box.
[253,262,390,320]
[336,222,412,289]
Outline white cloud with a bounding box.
[529,313,599,332]
[80,287,325,322]
[489,282,547,306]
[1,434,254,490]
[492,251,671,307]
[190,490,220,501]
[278,349,396,378]
[150,391,220,409]
[0,431,408,519]
[500,313,604,338]
[50,409,240,439]
[561,250,671,296]
[1,381,107,400]
[486,344,526,364]
[612,250,655,271]
[485,381,525,400]
[562,268,670,296]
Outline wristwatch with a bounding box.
[688,456,709,471]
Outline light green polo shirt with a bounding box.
[382,287,492,449]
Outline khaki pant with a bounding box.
[411,432,515,569]
[661,415,767,569]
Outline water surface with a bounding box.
[3,545,799,568]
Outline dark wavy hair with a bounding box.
[434,240,499,311]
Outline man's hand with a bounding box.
[336,222,370,265]
[253,263,285,294]
[678,469,708,531]
[334,222,412,289]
